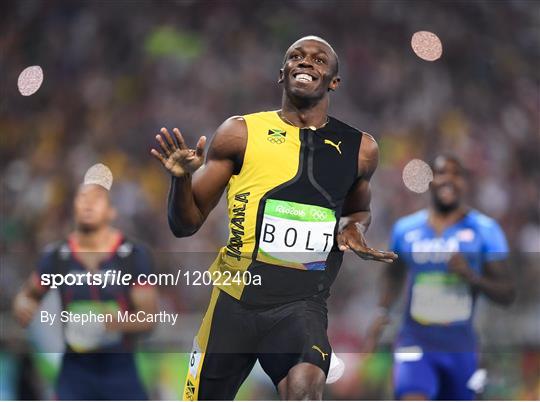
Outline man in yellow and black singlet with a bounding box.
[151,36,397,400]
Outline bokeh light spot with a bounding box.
[17,65,44,96]
[402,159,433,193]
[84,163,113,190]
[411,31,443,61]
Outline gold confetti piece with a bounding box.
[402,159,433,193]
[411,31,443,62]
[83,163,113,191]
[17,65,44,96]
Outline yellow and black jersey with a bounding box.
[182,111,363,399]
[210,110,363,305]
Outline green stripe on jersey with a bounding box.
[415,272,463,285]
[265,199,335,222]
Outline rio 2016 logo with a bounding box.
[276,205,305,217]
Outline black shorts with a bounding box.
[183,287,331,400]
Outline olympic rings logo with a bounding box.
[311,210,327,220]
[267,136,286,144]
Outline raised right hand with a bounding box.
[151,127,206,177]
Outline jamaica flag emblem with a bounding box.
[267,128,286,144]
[185,379,196,400]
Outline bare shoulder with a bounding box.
[208,116,247,155]
[360,132,378,157]
[219,115,247,133]
[207,116,248,172]
[357,132,379,179]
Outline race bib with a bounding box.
[65,301,121,352]
[410,272,473,325]
[257,199,336,270]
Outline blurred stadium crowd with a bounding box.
[1,0,539,400]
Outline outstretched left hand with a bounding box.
[337,222,398,263]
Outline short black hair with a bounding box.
[283,35,339,76]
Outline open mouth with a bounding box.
[293,72,316,83]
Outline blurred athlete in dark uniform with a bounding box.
[13,181,158,400]
[364,155,515,400]
[152,35,397,400]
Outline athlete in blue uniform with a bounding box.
[364,154,515,400]
[13,182,158,400]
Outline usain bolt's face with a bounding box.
[74,184,116,232]
[280,39,340,101]
[430,157,467,213]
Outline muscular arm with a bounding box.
[449,255,516,305]
[337,133,397,262]
[339,133,378,232]
[162,117,247,237]
[475,260,516,305]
